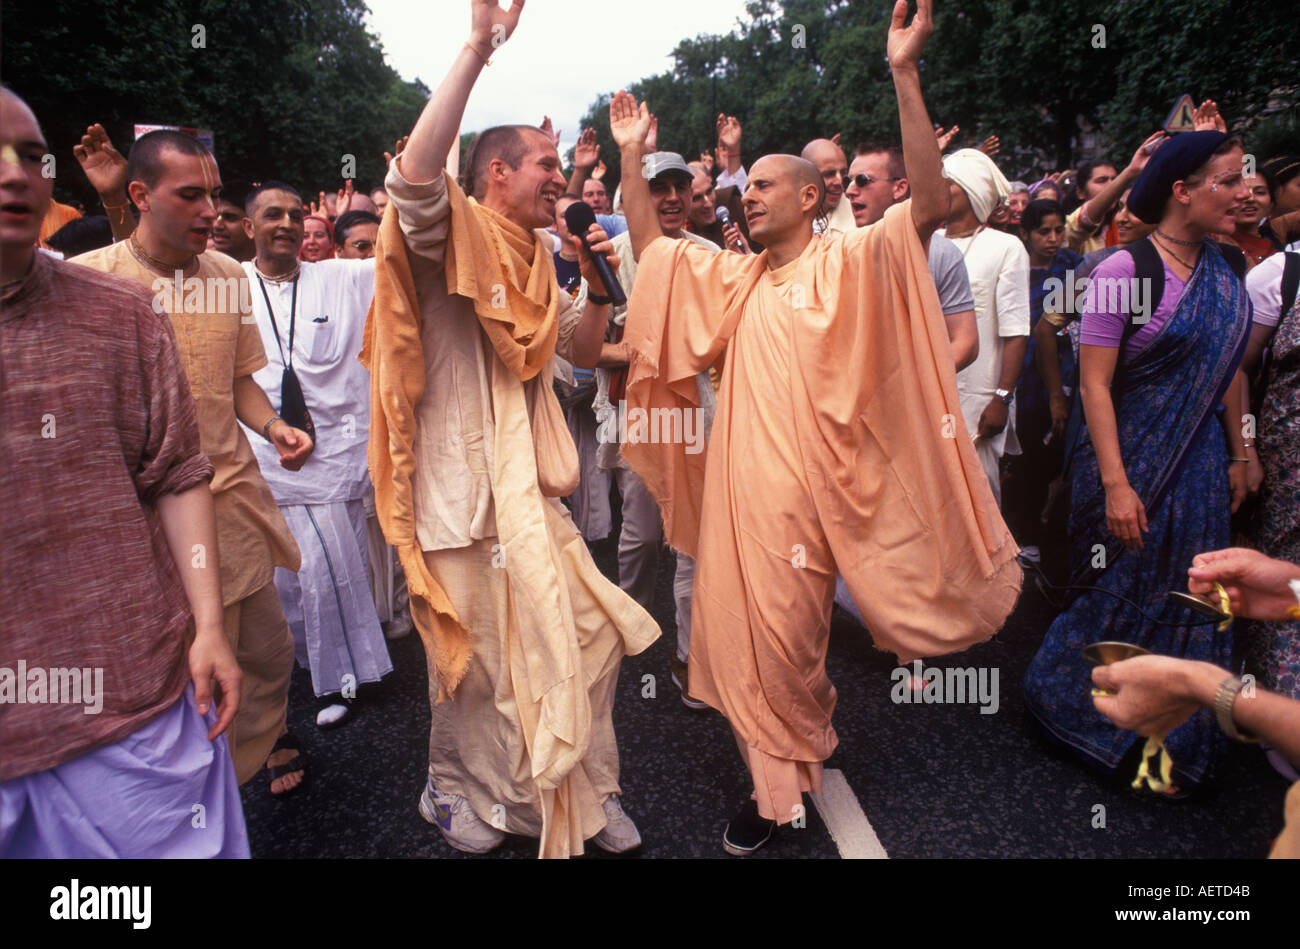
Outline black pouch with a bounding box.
[256,271,317,447]
[279,365,316,446]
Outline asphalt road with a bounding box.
[240,524,1291,859]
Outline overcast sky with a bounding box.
[364,0,756,153]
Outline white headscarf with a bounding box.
[942,148,1010,224]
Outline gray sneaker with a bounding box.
[591,795,642,853]
[670,655,710,711]
[419,781,505,854]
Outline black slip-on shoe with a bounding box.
[722,798,777,856]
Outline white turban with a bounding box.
[942,148,1010,224]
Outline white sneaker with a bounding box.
[384,610,414,640]
[591,795,642,853]
[419,781,505,854]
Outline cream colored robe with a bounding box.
[362,163,659,857]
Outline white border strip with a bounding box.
[810,768,888,859]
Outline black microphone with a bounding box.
[564,200,627,306]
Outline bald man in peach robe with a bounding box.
[612,0,1022,854]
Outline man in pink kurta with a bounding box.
[612,0,1022,854]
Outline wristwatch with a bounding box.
[994,388,1014,405]
[1213,676,1259,743]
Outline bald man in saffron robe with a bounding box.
[613,0,1022,855]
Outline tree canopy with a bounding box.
[576,0,1297,193]
[3,0,428,209]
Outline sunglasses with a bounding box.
[842,173,901,191]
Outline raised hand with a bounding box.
[978,134,1000,157]
[573,128,600,170]
[935,124,959,150]
[384,135,409,169]
[540,116,561,149]
[335,179,354,216]
[591,159,607,181]
[1193,99,1227,133]
[610,90,653,151]
[470,0,525,59]
[1127,130,1168,175]
[72,123,127,197]
[309,191,327,217]
[716,113,742,153]
[646,115,659,152]
[830,132,842,148]
[886,0,933,72]
[699,151,715,174]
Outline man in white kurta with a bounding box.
[941,149,1030,504]
[239,183,392,727]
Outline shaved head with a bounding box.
[743,154,825,258]
[465,124,551,200]
[800,139,847,211]
[801,139,845,166]
[755,154,825,211]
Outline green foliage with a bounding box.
[2,0,428,209]
[576,0,1297,193]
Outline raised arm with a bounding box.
[566,128,600,196]
[887,0,947,244]
[610,91,660,262]
[73,123,134,242]
[1078,131,1166,238]
[401,0,525,184]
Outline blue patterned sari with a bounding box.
[1024,241,1251,788]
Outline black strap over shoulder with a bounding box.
[1120,237,1164,348]
[1281,251,1300,316]
[1212,241,1247,282]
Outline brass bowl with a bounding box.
[1083,642,1152,697]
[1081,641,1151,668]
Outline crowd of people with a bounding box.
[3,0,1299,861]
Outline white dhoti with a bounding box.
[275,499,393,697]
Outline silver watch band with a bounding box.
[1213,676,1259,744]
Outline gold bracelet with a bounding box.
[464,40,492,67]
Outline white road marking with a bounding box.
[810,768,888,859]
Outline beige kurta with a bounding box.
[363,163,659,857]
[71,243,301,604]
[622,202,1022,822]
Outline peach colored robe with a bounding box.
[622,202,1023,821]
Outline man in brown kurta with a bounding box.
[75,131,312,793]
[614,0,1022,854]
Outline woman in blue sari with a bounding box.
[1025,131,1254,794]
